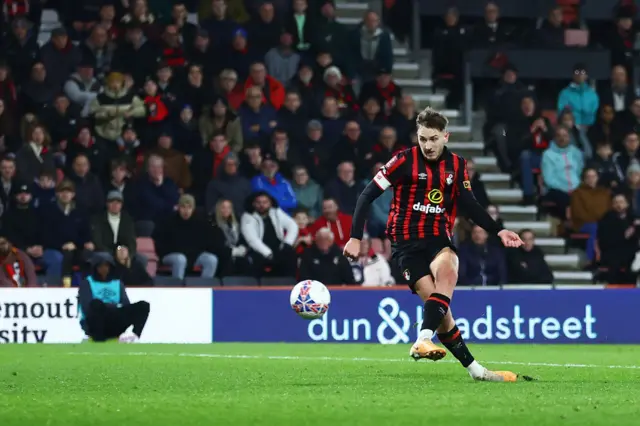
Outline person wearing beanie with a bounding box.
[323,65,358,116]
[2,183,44,269]
[224,28,259,80]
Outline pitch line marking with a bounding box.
[69,351,640,370]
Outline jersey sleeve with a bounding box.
[373,152,408,191]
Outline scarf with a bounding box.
[220,220,240,247]
[0,248,25,287]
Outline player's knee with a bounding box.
[436,264,458,287]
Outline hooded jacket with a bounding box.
[89,87,146,141]
[78,255,129,328]
[251,172,297,213]
[198,97,244,152]
[541,141,584,193]
[557,82,600,126]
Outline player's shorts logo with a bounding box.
[427,189,443,204]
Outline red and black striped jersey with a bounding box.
[373,146,472,242]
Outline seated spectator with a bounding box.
[291,166,323,219]
[300,227,355,284]
[320,97,346,144]
[431,7,465,108]
[211,199,251,276]
[199,96,243,153]
[622,163,640,213]
[613,132,640,182]
[466,159,491,208]
[201,0,241,50]
[188,28,217,79]
[5,17,40,86]
[64,59,101,117]
[291,64,322,113]
[0,157,17,213]
[367,162,392,238]
[372,127,404,164]
[308,198,352,248]
[589,142,618,188]
[78,255,150,342]
[588,105,623,151]
[316,2,350,69]
[277,91,309,143]
[238,86,278,143]
[219,69,243,111]
[241,191,298,277]
[15,124,56,184]
[606,6,636,75]
[180,64,210,118]
[121,0,160,41]
[0,234,38,287]
[81,25,115,82]
[557,63,599,127]
[358,97,386,141]
[173,105,202,156]
[67,125,109,182]
[472,2,512,47]
[599,65,635,117]
[458,225,507,286]
[265,33,300,88]
[597,193,638,284]
[269,129,295,180]
[323,66,358,117]
[243,62,286,111]
[570,167,611,261]
[351,11,392,81]
[618,97,640,138]
[292,208,313,255]
[153,194,222,279]
[533,5,565,48]
[114,245,153,287]
[333,121,374,179]
[324,161,365,215]
[191,132,232,200]
[247,2,281,58]
[140,80,171,142]
[112,23,161,89]
[91,190,138,261]
[541,126,584,218]
[32,170,57,210]
[106,159,136,214]
[98,3,120,42]
[44,94,81,150]
[205,153,251,217]
[147,133,192,191]
[90,72,146,143]
[40,27,82,90]
[359,69,401,117]
[21,62,57,115]
[68,154,105,216]
[0,98,17,153]
[224,29,258,81]
[251,154,297,213]
[389,95,417,146]
[40,180,93,287]
[285,0,315,54]
[507,229,554,284]
[350,235,394,286]
[239,141,264,179]
[558,109,592,159]
[135,154,180,231]
[2,184,42,264]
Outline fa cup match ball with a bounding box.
[290,280,331,319]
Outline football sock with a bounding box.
[418,293,450,340]
[437,325,475,368]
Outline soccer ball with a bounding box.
[290,280,331,319]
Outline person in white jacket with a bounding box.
[241,191,299,277]
[350,236,395,286]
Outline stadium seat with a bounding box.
[222,276,259,287]
[153,276,183,287]
[260,276,297,287]
[136,238,159,277]
[185,277,220,287]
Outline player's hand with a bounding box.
[498,230,523,248]
[343,238,361,261]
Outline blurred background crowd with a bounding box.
[0,0,638,289]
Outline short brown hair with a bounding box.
[416,107,448,131]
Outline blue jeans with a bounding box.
[42,249,64,284]
[580,223,598,262]
[520,150,542,196]
[162,252,218,279]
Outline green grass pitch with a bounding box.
[1,344,640,426]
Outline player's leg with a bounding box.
[410,274,447,360]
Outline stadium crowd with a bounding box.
[0,0,638,288]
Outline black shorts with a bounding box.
[391,237,457,294]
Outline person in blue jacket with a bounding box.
[238,86,277,144]
[78,254,150,343]
[251,153,297,212]
[557,63,600,127]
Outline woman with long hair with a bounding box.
[212,199,253,276]
[15,124,56,183]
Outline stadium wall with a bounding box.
[2,287,640,344]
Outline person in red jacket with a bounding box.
[307,197,352,248]
[243,62,285,110]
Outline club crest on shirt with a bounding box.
[446,174,454,185]
[403,269,411,281]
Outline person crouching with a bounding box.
[78,254,150,342]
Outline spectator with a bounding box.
[324,161,364,215]
[360,69,401,117]
[173,105,202,156]
[352,11,393,81]
[153,194,221,279]
[140,79,171,142]
[244,62,286,111]
[0,157,17,214]
[557,109,592,159]
[247,2,281,58]
[191,132,231,199]
[2,184,42,265]
[291,64,322,113]
[618,97,640,138]
[5,17,40,86]
[40,27,82,90]
[472,1,512,47]
[308,197,352,248]
[606,6,636,75]
[284,0,315,54]
[239,141,264,179]
[241,191,298,277]
[147,133,192,191]
[114,245,153,287]
[89,72,146,143]
[251,154,297,212]
[44,94,81,149]
[597,193,638,284]
[507,229,554,284]
[319,97,346,143]
[199,96,243,153]
[431,8,465,108]
[458,225,507,286]
[135,154,180,227]
[465,159,490,208]
[388,95,417,146]
[64,59,102,117]
[358,97,386,141]
[297,120,333,184]
[0,234,38,287]
[201,0,238,48]
[323,66,358,117]
[291,165,323,219]
[40,179,93,287]
[180,64,209,118]
[588,105,623,151]
[219,69,243,111]
[205,153,251,217]
[112,23,161,89]
[534,6,565,48]
[557,63,599,127]
[570,167,611,261]
[589,142,619,188]
[68,153,105,216]
[32,170,56,210]
[67,125,109,182]
[66,2,101,40]
[372,127,404,164]
[21,61,57,115]
[121,0,160,41]
[188,29,217,79]
[0,63,18,124]
[171,2,197,47]
[238,86,278,142]
[81,25,115,81]
[614,132,640,182]
[333,121,374,179]
[622,163,640,213]
[292,208,313,255]
[225,29,257,81]
[598,66,635,116]
[277,91,308,143]
[541,126,584,218]
[105,159,137,214]
[91,190,138,261]
[299,227,355,284]
[367,162,392,238]
[265,33,301,88]
[316,2,350,74]
[211,199,251,276]
[15,124,55,184]
[98,3,120,42]
[350,236,394,286]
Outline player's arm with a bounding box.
[456,158,504,236]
